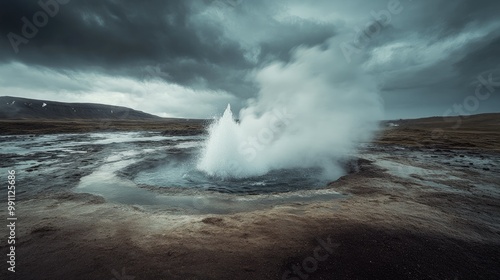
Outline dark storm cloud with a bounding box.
[0,0,499,118]
[0,0,336,97]
[429,0,500,37]
[258,21,335,63]
[359,0,500,118]
[0,0,247,90]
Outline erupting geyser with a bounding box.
[198,37,383,179]
[196,104,259,178]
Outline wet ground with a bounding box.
[1,131,499,279]
[1,132,344,214]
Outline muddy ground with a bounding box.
[1,115,499,280]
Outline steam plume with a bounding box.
[198,37,383,179]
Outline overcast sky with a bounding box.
[1,0,499,119]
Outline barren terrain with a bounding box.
[1,114,499,280]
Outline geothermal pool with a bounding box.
[130,156,328,194]
[0,132,345,214]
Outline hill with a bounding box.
[384,113,500,130]
[0,96,160,120]
[378,113,500,151]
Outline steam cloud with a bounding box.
[197,37,383,179]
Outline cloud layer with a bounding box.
[0,0,499,118]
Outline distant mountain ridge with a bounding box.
[0,96,161,120]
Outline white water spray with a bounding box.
[197,37,383,179]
